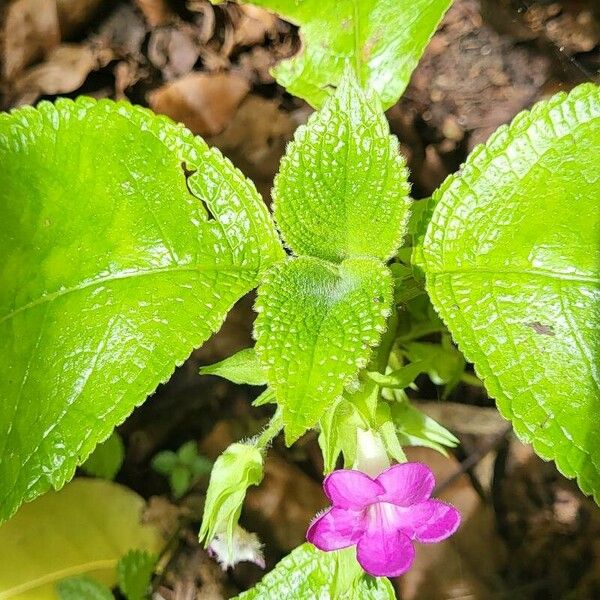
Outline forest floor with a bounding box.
[2,1,600,598]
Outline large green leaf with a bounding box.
[273,68,410,263]
[236,544,395,599]
[217,0,451,109]
[0,98,283,521]
[419,83,600,500]
[255,256,392,443]
[0,479,161,600]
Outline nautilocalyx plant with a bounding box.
[1,0,599,597]
[307,462,460,577]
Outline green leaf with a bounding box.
[151,451,178,476]
[318,399,362,472]
[367,361,428,389]
[219,0,451,110]
[255,256,393,443]
[117,550,156,600]
[81,432,125,481]
[199,347,267,385]
[190,454,213,476]
[252,387,276,407]
[388,401,458,454]
[152,442,211,497]
[56,577,114,600]
[0,479,161,600]
[402,340,466,396]
[169,465,191,499]
[176,441,199,465]
[378,416,408,463]
[419,83,600,499]
[273,68,410,263]
[235,543,395,599]
[0,97,283,521]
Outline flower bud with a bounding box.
[199,442,264,551]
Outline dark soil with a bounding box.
[2,1,599,598]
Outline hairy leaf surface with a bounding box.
[419,84,600,500]
[216,0,451,109]
[274,69,410,263]
[255,257,392,443]
[0,98,283,520]
[236,543,395,599]
[199,347,266,385]
[0,479,161,599]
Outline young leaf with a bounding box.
[252,387,276,407]
[0,479,161,599]
[169,465,191,499]
[367,361,428,389]
[215,0,451,110]
[388,401,458,455]
[151,450,179,476]
[176,441,200,465]
[200,347,267,385]
[273,68,410,263]
[152,442,211,498]
[81,432,125,481]
[56,577,114,600]
[255,257,393,443]
[0,98,283,521]
[318,399,362,472]
[117,550,156,600]
[235,543,395,599]
[402,340,466,396]
[419,83,600,500]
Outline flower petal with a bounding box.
[306,507,365,551]
[356,524,415,577]
[323,469,384,509]
[376,462,435,506]
[408,499,461,543]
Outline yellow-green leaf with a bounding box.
[0,479,162,600]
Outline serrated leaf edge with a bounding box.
[420,83,600,501]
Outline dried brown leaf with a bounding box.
[231,5,278,48]
[2,0,60,81]
[10,43,96,106]
[134,0,174,28]
[209,95,294,199]
[148,71,250,136]
[148,27,200,80]
[56,0,105,39]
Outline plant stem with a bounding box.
[254,407,283,450]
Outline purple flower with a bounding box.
[306,462,460,577]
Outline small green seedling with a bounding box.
[152,442,212,499]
